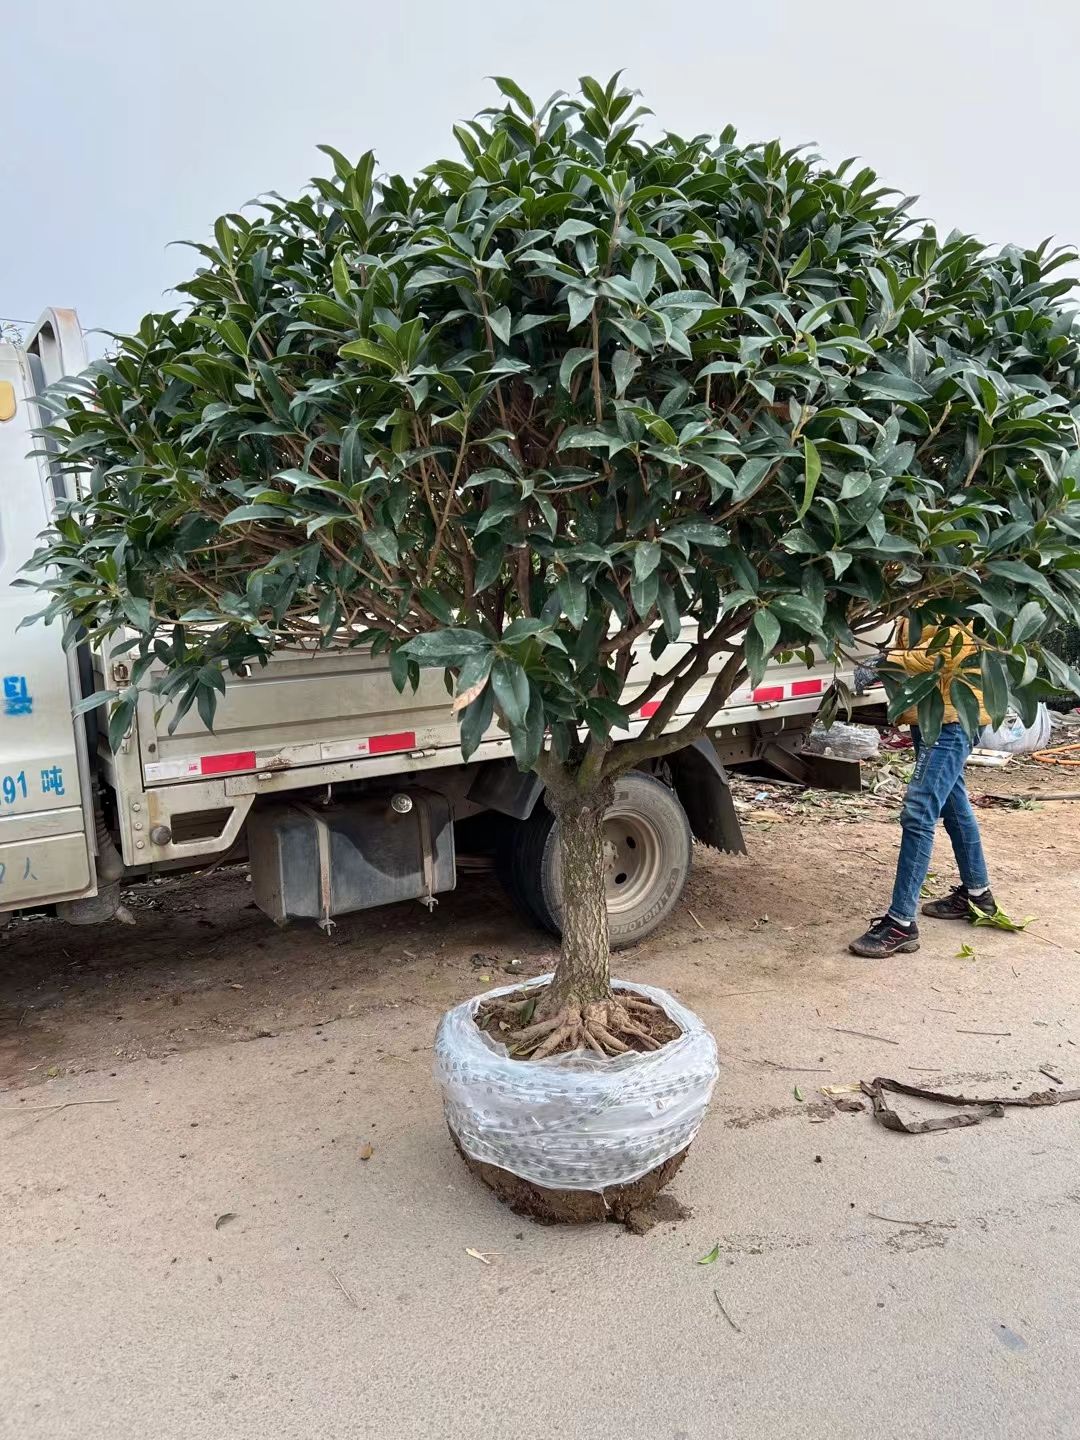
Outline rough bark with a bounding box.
[542,782,614,1014]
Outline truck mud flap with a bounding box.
[667,739,746,856]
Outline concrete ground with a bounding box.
[3,761,1080,1439]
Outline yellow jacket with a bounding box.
[890,620,989,726]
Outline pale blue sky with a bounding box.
[4,0,1078,339]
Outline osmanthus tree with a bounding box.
[28,74,1080,1057]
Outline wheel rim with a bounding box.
[602,810,664,914]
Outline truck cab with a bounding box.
[0,310,107,918]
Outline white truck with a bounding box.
[1,310,865,943]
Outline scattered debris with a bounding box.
[358,1143,374,1161]
[697,1242,721,1265]
[971,905,1034,932]
[761,1060,831,1073]
[833,1098,866,1114]
[1,1097,118,1116]
[1039,1065,1064,1086]
[956,943,976,960]
[863,1075,1080,1135]
[828,1026,900,1046]
[469,953,496,969]
[329,1265,359,1308]
[687,909,706,932]
[793,1086,804,1102]
[465,1248,495,1265]
[956,1029,1011,1037]
[214,1212,238,1230]
[713,1290,742,1333]
[868,1213,956,1229]
[821,1083,863,1097]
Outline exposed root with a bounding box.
[475,986,682,1060]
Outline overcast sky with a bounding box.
[4,0,1078,341]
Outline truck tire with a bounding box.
[498,772,693,949]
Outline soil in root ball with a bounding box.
[450,1131,693,1231]
[474,983,682,1059]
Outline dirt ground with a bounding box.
[2,747,1077,1091]
[4,746,1080,1440]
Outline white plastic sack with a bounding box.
[805,721,881,761]
[979,704,1051,756]
[434,975,719,1192]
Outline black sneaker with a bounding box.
[848,915,921,958]
[922,885,997,922]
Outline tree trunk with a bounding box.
[543,782,614,1013]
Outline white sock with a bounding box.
[968,885,989,897]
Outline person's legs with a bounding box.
[887,724,972,923]
[918,770,996,918]
[940,779,990,894]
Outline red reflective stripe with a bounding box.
[369,731,416,755]
[791,679,824,696]
[200,750,256,775]
[752,686,784,702]
[639,701,661,718]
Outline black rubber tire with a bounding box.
[499,772,693,950]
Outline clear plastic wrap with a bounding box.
[805,720,881,760]
[433,976,719,1192]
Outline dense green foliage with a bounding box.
[26,74,1080,764]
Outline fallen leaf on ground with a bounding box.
[358,1143,374,1161]
[465,1248,494,1265]
[971,904,1034,932]
[956,942,977,959]
[794,1085,804,1102]
[697,1242,721,1265]
[214,1212,238,1230]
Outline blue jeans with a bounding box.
[888,724,990,923]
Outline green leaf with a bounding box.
[488,306,512,345]
[216,318,248,357]
[221,504,293,525]
[633,542,662,583]
[567,290,595,328]
[339,337,398,370]
[916,685,945,748]
[731,457,774,503]
[490,659,530,728]
[511,688,545,772]
[697,1243,721,1265]
[979,650,1010,726]
[753,608,782,660]
[401,630,492,667]
[490,75,535,114]
[459,684,495,762]
[554,218,597,244]
[475,498,522,536]
[107,695,136,754]
[332,250,351,303]
[557,574,587,628]
[667,522,726,548]
[797,437,821,520]
[612,349,641,397]
[559,347,595,392]
[363,526,399,566]
[971,904,1034,933]
[769,592,824,637]
[949,679,983,741]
